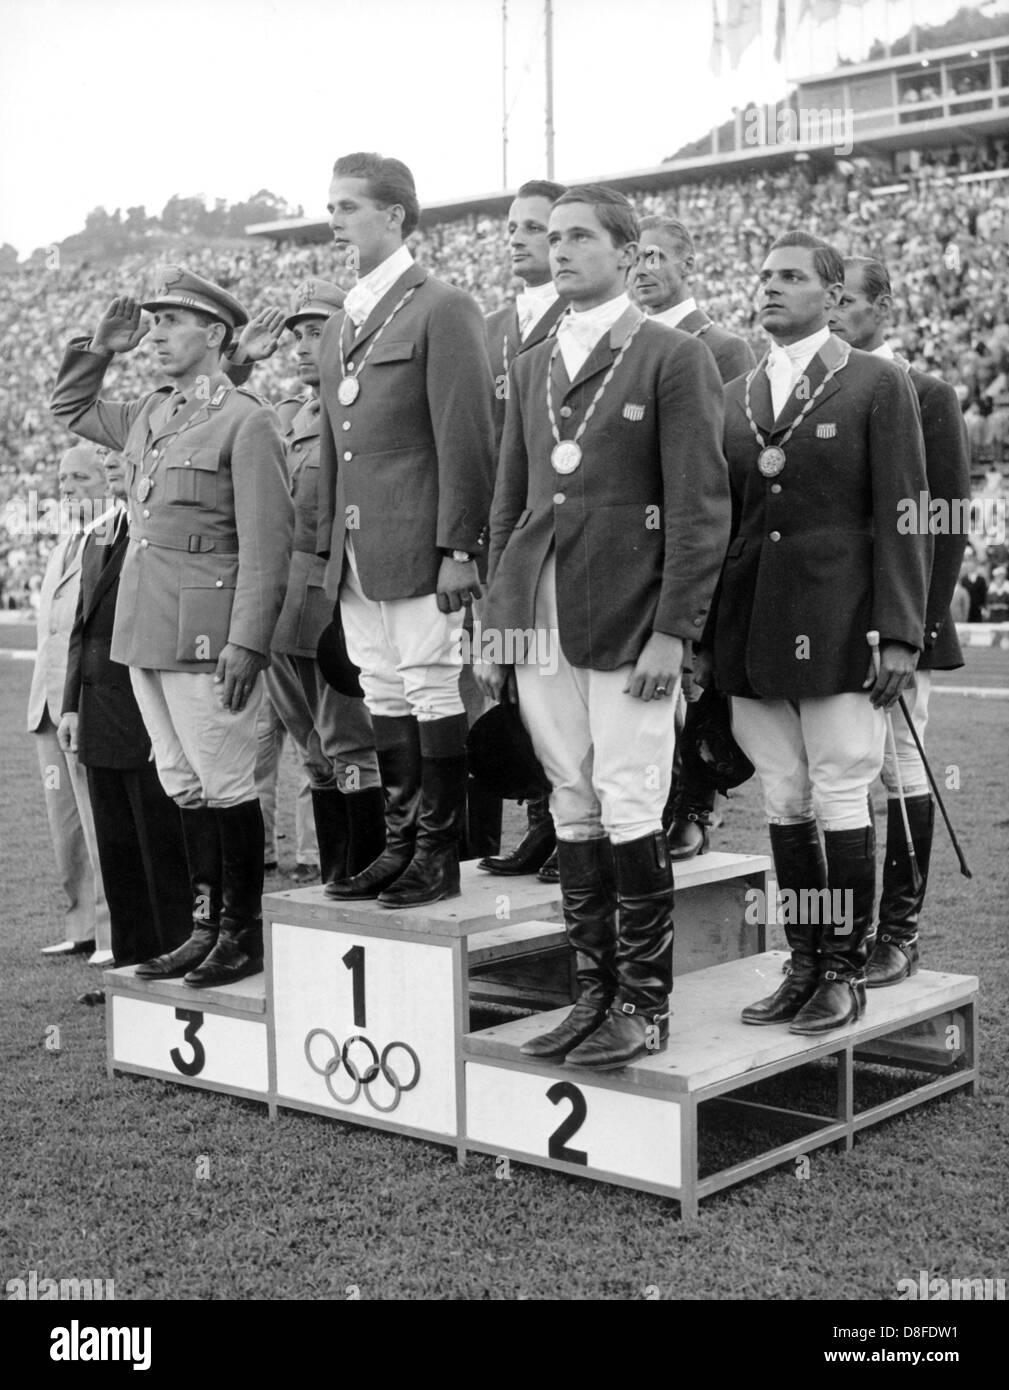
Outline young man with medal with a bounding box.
[830,256,970,989]
[50,266,294,989]
[478,178,569,883]
[317,152,496,909]
[700,232,932,1036]
[479,184,731,1071]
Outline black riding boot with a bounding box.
[345,785,387,877]
[186,800,265,988]
[463,776,503,861]
[325,715,421,900]
[666,780,717,861]
[866,795,933,987]
[741,820,825,1025]
[477,794,556,875]
[566,830,674,1070]
[311,787,350,888]
[790,825,873,1035]
[378,714,468,908]
[520,837,618,1059]
[135,805,222,979]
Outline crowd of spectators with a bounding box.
[3,154,1009,611]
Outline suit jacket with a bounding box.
[896,357,970,671]
[485,305,731,670]
[50,343,293,672]
[27,531,85,732]
[485,297,568,454]
[270,395,332,657]
[675,307,755,386]
[316,261,496,600]
[62,509,153,768]
[711,336,932,699]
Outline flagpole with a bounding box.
[501,0,508,188]
[545,0,555,179]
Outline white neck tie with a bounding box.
[767,351,795,419]
[343,282,376,329]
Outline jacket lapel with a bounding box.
[349,262,427,353]
[745,355,775,434]
[564,303,643,397]
[83,515,126,621]
[677,307,711,336]
[771,333,849,431]
[523,296,566,352]
[148,373,231,447]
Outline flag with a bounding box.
[726,0,761,69]
[710,0,724,77]
[774,0,786,63]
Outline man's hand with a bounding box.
[436,557,482,614]
[57,712,79,753]
[91,297,150,355]
[862,640,919,709]
[624,632,684,702]
[233,308,286,364]
[475,661,515,704]
[214,643,268,713]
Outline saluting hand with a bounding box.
[233,308,286,364]
[214,643,268,714]
[625,632,684,702]
[91,297,150,355]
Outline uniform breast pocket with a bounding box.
[366,341,414,367]
[164,447,221,508]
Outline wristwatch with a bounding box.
[450,550,474,563]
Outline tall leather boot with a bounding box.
[520,837,618,1059]
[311,787,350,887]
[463,775,503,861]
[378,714,468,908]
[866,795,933,987]
[566,830,673,1070]
[325,715,421,900]
[135,805,222,979]
[741,821,825,1024]
[344,785,387,878]
[185,800,265,988]
[790,825,873,1035]
[666,779,717,861]
[477,794,555,875]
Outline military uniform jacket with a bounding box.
[711,336,932,699]
[485,305,731,670]
[675,307,755,386]
[271,395,332,658]
[485,297,567,455]
[316,262,496,601]
[50,342,293,673]
[896,356,970,672]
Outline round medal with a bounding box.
[551,439,583,475]
[137,476,153,502]
[757,445,786,477]
[337,375,360,406]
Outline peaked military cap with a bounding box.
[284,278,347,331]
[142,264,249,330]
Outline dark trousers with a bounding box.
[86,763,192,966]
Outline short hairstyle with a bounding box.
[553,184,639,248]
[768,231,844,288]
[515,179,568,204]
[844,255,892,302]
[639,215,695,258]
[332,151,420,238]
[191,309,233,355]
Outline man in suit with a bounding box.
[318,152,496,909]
[478,178,569,882]
[702,232,931,1036]
[632,215,756,862]
[232,281,384,888]
[58,450,191,969]
[28,443,112,962]
[479,184,731,1070]
[830,255,971,987]
[50,266,293,988]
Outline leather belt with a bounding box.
[132,529,240,554]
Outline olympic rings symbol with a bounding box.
[304,1029,421,1113]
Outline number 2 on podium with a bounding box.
[342,945,366,1028]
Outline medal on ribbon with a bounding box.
[546,309,645,479]
[757,445,786,477]
[137,477,153,502]
[337,285,417,409]
[337,375,360,406]
[551,441,583,475]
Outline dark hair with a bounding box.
[332,151,420,237]
[553,184,639,248]
[769,231,844,287]
[844,255,892,302]
[639,215,694,258]
[191,310,233,355]
[515,179,568,204]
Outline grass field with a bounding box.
[2,634,1007,1302]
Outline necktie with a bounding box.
[343,282,376,329]
[61,531,83,575]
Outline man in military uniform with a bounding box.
[232,281,384,889]
[702,232,931,1036]
[50,266,293,988]
[632,215,756,862]
[477,178,568,883]
[830,255,971,987]
[318,152,496,909]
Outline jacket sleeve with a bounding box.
[871,364,932,650]
[316,323,340,562]
[921,379,971,648]
[229,406,294,657]
[653,336,731,641]
[487,363,530,585]
[49,339,148,450]
[717,335,757,386]
[61,581,85,716]
[425,291,496,557]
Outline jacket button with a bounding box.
[215,579,223,588]
[770,483,781,494]
[693,617,703,626]
[553,492,565,504]
[140,538,149,548]
[142,509,150,519]
[560,406,573,418]
[769,530,781,541]
[151,448,159,458]
[293,443,301,453]
[183,459,192,467]
[343,451,353,462]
